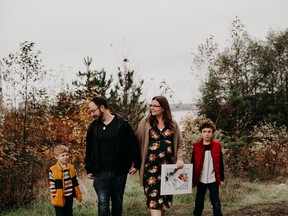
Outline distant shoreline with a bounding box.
[170,103,196,112]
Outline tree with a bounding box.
[72,56,113,101]
[2,41,46,148]
[50,90,78,117]
[72,57,147,130]
[193,17,288,137]
[109,65,147,130]
[198,69,228,128]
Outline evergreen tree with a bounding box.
[109,66,147,130]
[72,56,113,101]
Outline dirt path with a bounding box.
[166,202,288,216]
[226,202,288,216]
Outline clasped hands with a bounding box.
[128,166,138,175]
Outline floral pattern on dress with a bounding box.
[143,126,174,210]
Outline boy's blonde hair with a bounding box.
[53,145,69,156]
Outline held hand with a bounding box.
[128,167,138,175]
[175,160,184,169]
[87,173,94,179]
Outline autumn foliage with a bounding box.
[0,43,147,210]
[0,107,86,211]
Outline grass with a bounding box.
[1,174,288,216]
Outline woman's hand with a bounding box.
[129,166,138,175]
[175,160,184,169]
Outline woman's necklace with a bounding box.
[158,120,165,131]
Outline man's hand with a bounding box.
[87,173,94,179]
[128,167,138,175]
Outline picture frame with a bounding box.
[160,164,193,195]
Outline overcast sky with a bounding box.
[1,0,288,104]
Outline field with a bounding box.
[2,174,288,216]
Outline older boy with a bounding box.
[191,120,224,216]
[49,145,82,216]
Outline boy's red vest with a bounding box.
[193,139,221,187]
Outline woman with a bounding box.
[136,96,185,216]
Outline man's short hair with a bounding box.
[90,95,109,109]
[199,119,216,133]
[53,145,69,156]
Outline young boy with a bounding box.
[49,145,82,216]
[191,119,224,216]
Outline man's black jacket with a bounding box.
[84,114,141,175]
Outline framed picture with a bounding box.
[160,164,193,195]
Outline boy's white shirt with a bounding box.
[200,144,216,184]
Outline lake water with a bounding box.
[172,110,196,123]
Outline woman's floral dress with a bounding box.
[143,126,174,210]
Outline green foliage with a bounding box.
[193,17,288,137]
[197,69,227,127]
[72,56,113,101]
[191,17,288,180]
[109,68,147,130]
[49,91,79,117]
[72,58,147,130]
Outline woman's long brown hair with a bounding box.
[149,96,174,129]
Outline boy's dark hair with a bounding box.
[199,119,216,133]
[90,95,109,109]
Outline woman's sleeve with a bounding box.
[135,118,145,143]
[175,122,186,161]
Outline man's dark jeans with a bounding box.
[93,170,127,216]
[193,181,222,216]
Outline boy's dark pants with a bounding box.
[54,195,73,216]
[193,181,222,216]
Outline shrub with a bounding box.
[0,147,52,211]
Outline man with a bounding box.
[85,95,141,216]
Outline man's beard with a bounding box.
[97,111,104,122]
